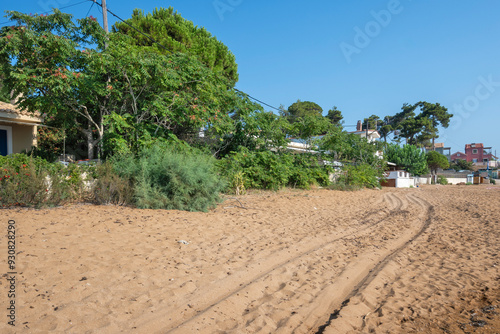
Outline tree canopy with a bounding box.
[282,100,323,123]
[326,106,343,125]
[0,10,246,159]
[383,144,428,176]
[113,7,238,86]
[363,101,452,147]
[426,151,450,174]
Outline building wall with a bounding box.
[465,144,494,162]
[0,122,37,154]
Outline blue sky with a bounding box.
[2,0,500,156]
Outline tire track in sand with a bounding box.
[311,193,433,334]
[131,193,405,333]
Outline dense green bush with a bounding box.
[333,163,382,189]
[112,143,224,211]
[218,149,331,192]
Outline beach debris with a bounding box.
[79,277,87,281]
[224,197,248,209]
[178,240,189,245]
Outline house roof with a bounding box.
[451,151,465,156]
[0,101,43,124]
[465,143,484,149]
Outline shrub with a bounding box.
[112,143,224,211]
[288,154,331,189]
[0,154,84,207]
[334,163,382,189]
[90,162,133,205]
[218,149,331,192]
[437,175,448,185]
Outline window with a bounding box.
[473,159,478,163]
[457,153,460,156]
[472,149,478,154]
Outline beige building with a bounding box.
[0,101,43,156]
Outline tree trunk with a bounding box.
[84,126,94,160]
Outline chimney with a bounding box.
[356,120,362,131]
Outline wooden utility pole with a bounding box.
[101,0,109,33]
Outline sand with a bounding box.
[0,185,499,333]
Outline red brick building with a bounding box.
[464,143,494,163]
[450,151,466,162]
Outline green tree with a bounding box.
[320,126,383,166]
[427,150,450,183]
[113,7,238,86]
[0,10,109,159]
[326,106,343,125]
[383,144,428,176]
[282,100,323,123]
[217,104,291,156]
[396,102,453,147]
[362,115,381,130]
[0,10,241,159]
[291,115,332,147]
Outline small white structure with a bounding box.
[382,170,415,188]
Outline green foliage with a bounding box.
[0,10,245,160]
[362,115,381,130]
[395,102,452,147]
[326,106,343,125]
[218,149,292,191]
[335,163,382,189]
[112,143,224,211]
[218,149,331,191]
[282,100,323,123]
[217,104,291,156]
[437,175,448,185]
[288,153,331,189]
[450,159,474,171]
[26,127,66,162]
[426,151,450,173]
[113,7,238,86]
[291,115,333,145]
[383,144,428,176]
[320,126,384,166]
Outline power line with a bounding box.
[234,88,281,112]
[0,0,89,26]
[85,1,96,18]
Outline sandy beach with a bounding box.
[1,185,499,333]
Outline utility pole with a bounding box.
[101,0,109,33]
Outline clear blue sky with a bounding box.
[2,0,500,156]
